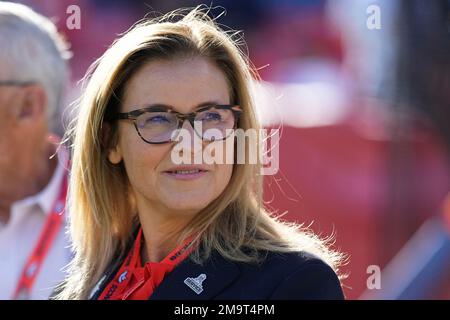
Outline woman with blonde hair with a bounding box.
[56,7,346,300]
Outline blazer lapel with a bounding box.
[150,251,241,300]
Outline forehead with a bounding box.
[121,57,231,113]
[0,61,13,79]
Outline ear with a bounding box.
[18,84,47,120]
[102,122,123,164]
[108,144,123,164]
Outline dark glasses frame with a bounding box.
[110,104,243,144]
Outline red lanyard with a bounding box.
[11,172,68,300]
[99,228,196,300]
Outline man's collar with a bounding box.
[11,147,68,216]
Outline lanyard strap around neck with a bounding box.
[11,172,68,300]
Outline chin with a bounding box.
[162,194,213,212]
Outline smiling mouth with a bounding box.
[165,169,206,174]
[163,168,208,180]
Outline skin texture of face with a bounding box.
[0,80,53,223]
[108,57,234,232]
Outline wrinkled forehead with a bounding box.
[121,57,232,115]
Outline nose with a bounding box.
[171,119,203,162]
[177,119,197,143]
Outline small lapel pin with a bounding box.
[184,273,206,294]
[118,270,128,283]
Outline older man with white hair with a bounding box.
[0,2,71,299]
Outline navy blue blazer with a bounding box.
[89,242,345,300]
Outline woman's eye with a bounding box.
[200,112,222,122]
[146,115,170,124]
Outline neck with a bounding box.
[137,201,197,263]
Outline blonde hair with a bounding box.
[57,6,345,300]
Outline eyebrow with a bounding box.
[137,101,225,113]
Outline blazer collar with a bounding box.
[149,250,241,300]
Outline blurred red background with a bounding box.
[13,0,450,299]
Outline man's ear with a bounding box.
[102,122,123,164]
[18,84,47,120]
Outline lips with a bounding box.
[163,166,210,180]
[163,166,209,174]
[167,169,204,174]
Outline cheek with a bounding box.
[213,164,234,193]
[118,131,170,191]
[0,127,23,165]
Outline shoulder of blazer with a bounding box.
[257,251,345,300]
[241,249,338,277]
[50,227,138,300]
[89,236,344,300]
[88,226,140,300]
[149,249,344,300]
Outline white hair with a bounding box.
[0,2,70,132]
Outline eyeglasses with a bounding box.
[109,104,242,144]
